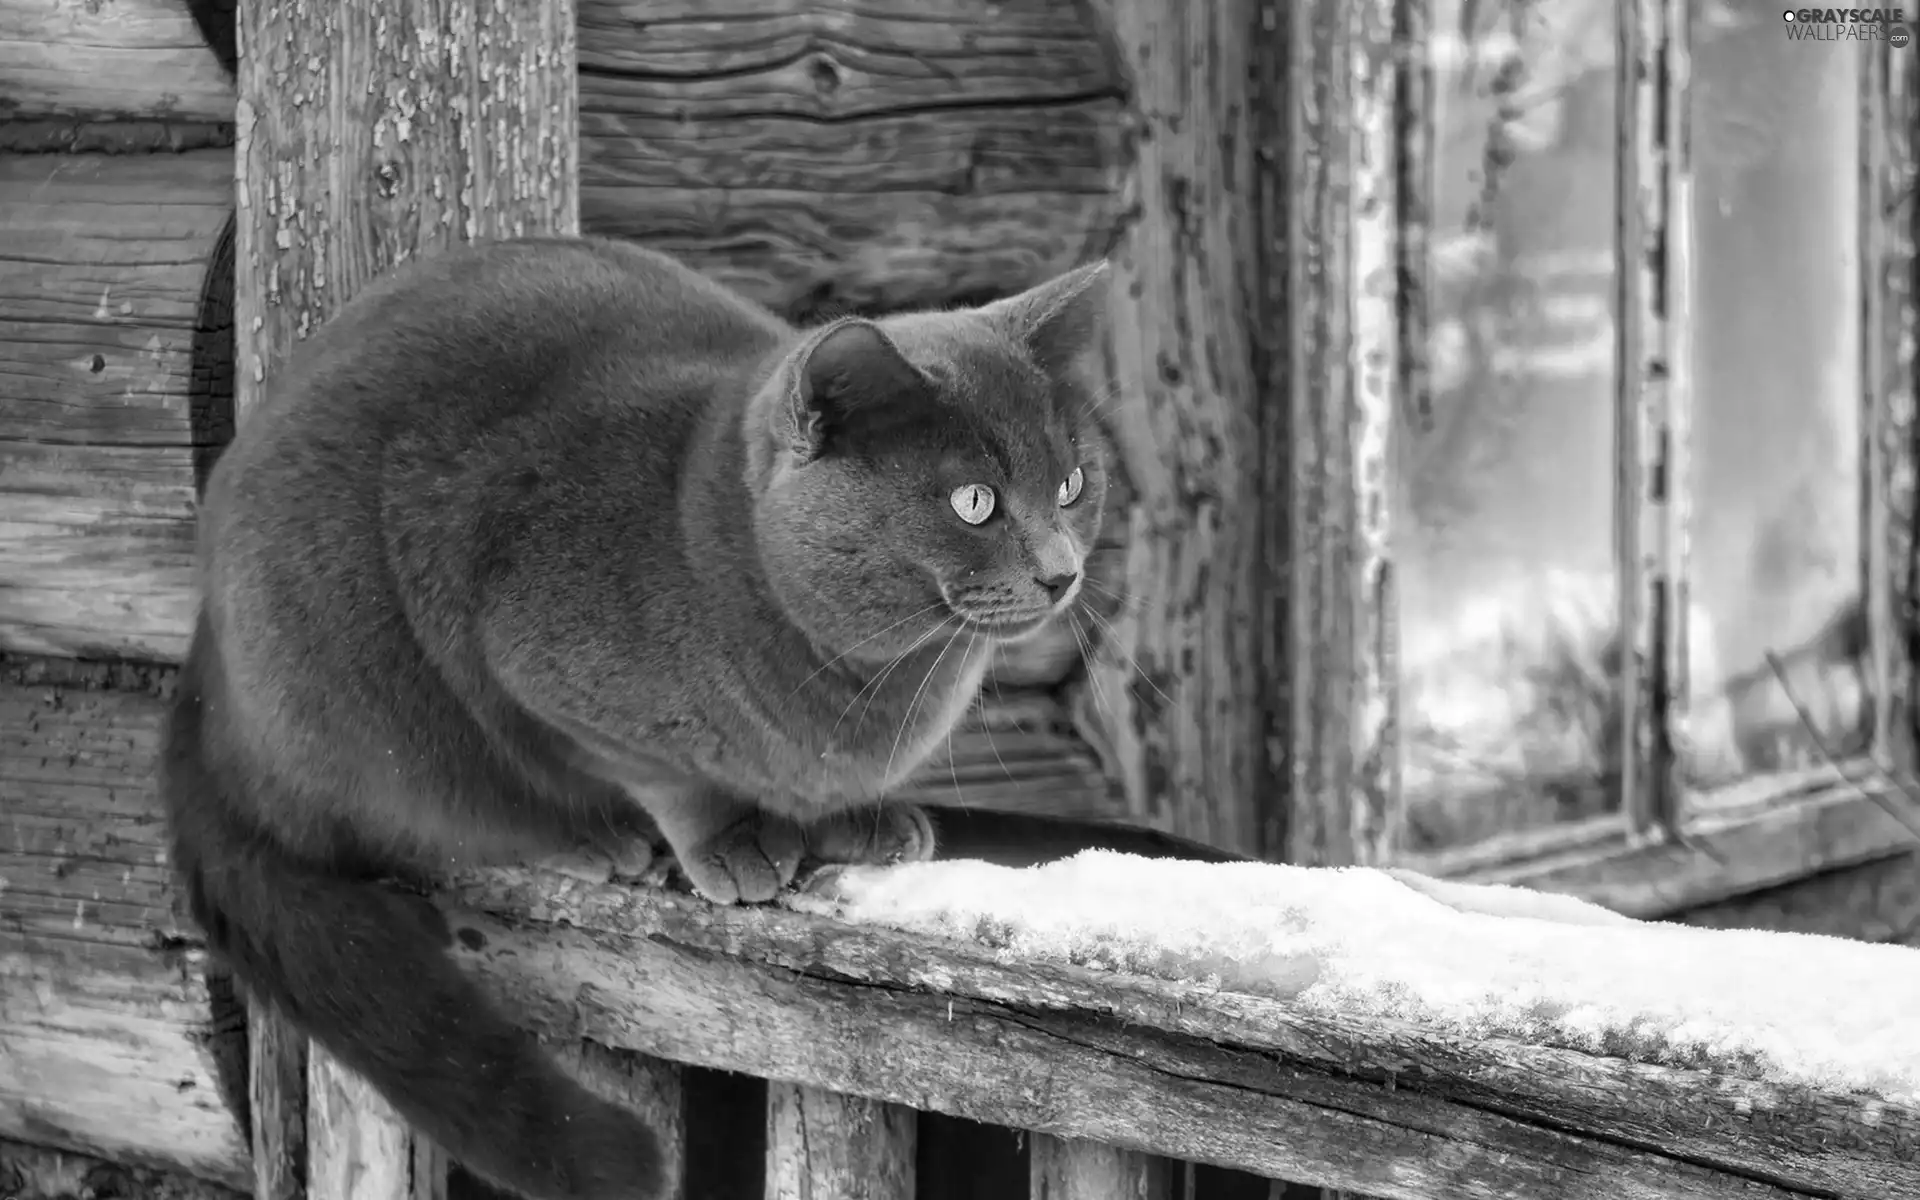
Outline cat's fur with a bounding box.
[161,236,1112,1200]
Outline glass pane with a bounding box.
[1681,4,1868,788]
[1400,0,1622,852]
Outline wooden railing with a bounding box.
[237,858,1917,1200]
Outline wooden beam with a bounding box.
[0,0,233,122]
[447,867,1920,1200]
[233,0,582,1194]
[765,1084,916,1200]
[0,151,233,662]
[1067,0,1273,856]
[0,682,250,1189]
[574,0,1128,319]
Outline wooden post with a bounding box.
[765,1083,915,1200]
[233,0,590,1197]
[1029,1134,1173,1200]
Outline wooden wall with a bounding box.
[0,0,1134,1189]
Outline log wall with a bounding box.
[0,0,233,124]
[0,151,234,664]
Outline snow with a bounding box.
[785,850,1920,1104]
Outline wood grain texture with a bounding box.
[0,0,233,122]
[249,1003,308,1200]
[445,867,1920,1200]
[235,0,582,1193]
[1677,851,1920,947]
[766,1084,915,1200]
[574,0,1129,319]
[0,683,250,1190]
[0,1137,245,1200]
[1272,0,1404,869]
[1064,0,1271,857]
[306,1050,417,1200]
[1867,25,1916,772]
[1427,764,1920,918]
[1030,1134,1175,1200]
[0,151,233,662]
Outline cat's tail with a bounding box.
[160,637,664,1200]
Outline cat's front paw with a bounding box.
[805,803,936,867]
[680,811,806,904]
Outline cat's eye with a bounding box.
[1057,467,1085,507]
[951,483,996,525]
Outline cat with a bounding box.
[160,235,1113,1200]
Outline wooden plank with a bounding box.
[575,0,1127,318]
[765,1084,915,1200]
[1435,763,1920,917]
[1065,0,1274,856]
[0,151,233,662]
[232,0,583,1195]
[250,1002,308,1200]
[446,868,1920,1200]
[1677,851,1920,947]
[1030,1134,1175,1200]
[1866,15,1917,772]
[0,0,233,122]
[0,683,250,1190]
[0,1137,244,1200]
[1273,0,1405,873]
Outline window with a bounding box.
[1373,0,1916,911]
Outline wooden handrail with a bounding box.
[432,859,1920,1200]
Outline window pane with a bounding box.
[1401,0,1622,851]
[1681,6,1868,788]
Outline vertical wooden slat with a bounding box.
[1029,1134,1174,1200]
[560,1044,687,1200]
[1613,0,1686,839]
[765,1084,915,1200]
[1866,31,1917,772]
[1273,0,1405,869]
[249,1002,307,1200]
[233,0,580,1197]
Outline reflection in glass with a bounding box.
[1681,3,1868,787]
[1399,0,1624,851]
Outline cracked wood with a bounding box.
[443,865,1920,1200]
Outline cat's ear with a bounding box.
[784,319,929,460]
[982,260,1111,373]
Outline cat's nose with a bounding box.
[1036,570,1080,604]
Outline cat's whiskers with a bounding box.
[973,638,1013,790]
[838,618,950,746]
[885,624,966,786]
[1076,593,1175,710]
[1067,610,1115,723]
[784,601,947,701]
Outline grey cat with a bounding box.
[160,236,1112,1200]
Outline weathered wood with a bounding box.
[1272,0,1405,871]
[1029,1134,1174,1200]
[446,868,1920,1200]
[560,1044,686,1200]
[574,0,1128,319]
[249,1003,308,1200]
[1065,0,1269,856]
[0,683,250,1189]
[306,1050,417,1200]
[0,0,233,122]
[234,0,579,1192]
[0,150,233,662]
[0,1137,245,1200]
[1419,762,1920,918]
[1679,851,1920,947]
[766,1084,915,1200]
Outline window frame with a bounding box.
[1344,1,1920,914]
